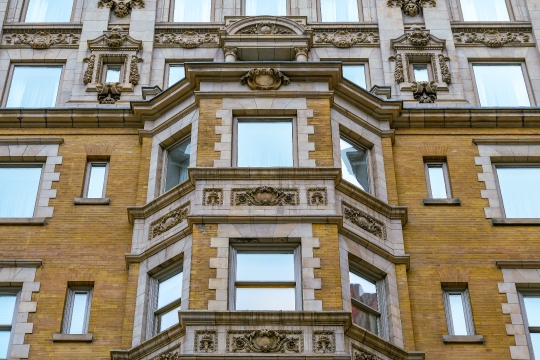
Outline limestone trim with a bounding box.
[0,266,40,359]
[497,261,540,269]
[312,331,335,354]
[387,0,436,17]
[3,28,81,49]
[498,268,540,359]
[155,31,218,48]
[226,329,304,353]
[0,138,64,145]
[97,0,145,17]
[314,29,380,48]
[451,23,534,48]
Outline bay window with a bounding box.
[349,270,380,335]
[340,137,371,193]
[163,137,191,193]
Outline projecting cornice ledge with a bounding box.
[0,259,42,268]
[496,260,540,269]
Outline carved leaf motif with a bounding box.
[438,54,451,84]
[411,81,438,103]
[195,331,217,353]
[387,0,436,16]
[154,31,217,48]
[149,203,190,239]
[151,347,180,360]
[307,188,328,206]
[98,0,145,17]
[227,330,303,353]
[104,26,127,47]
[312,331,335,354]
[314,30,379,48]
[129,55,143,85]
[406,25,430,47]
[389,54,405,84]
[454,30,530,48]
[343,202,387,240]
[96,82,123,104]
[354,349,384,360]
[232,187,299,206]
[4,31,79,49]
[239,23,293,35]
[83,55,96,85]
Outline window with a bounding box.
[173,0,211,22]
[153,270,182,333]
[83,162,109,199]
[343,64,367,89]
[425,162,452,199]
[163,137,191,193]
[245,0,286,16]
[472,65,531,107]
[235,120,294,167]
[0,166,42,218]
[412,64,430,82]
[320,0,359,22]
[5,66,62,108]
[230,245,301,310]
[25,0,74,22]
[340,137,371,193]
[522,294,540,359]
[349,271,380,335]
[62,287,93,335]
[167,64,185,87]
[460,0,510,21]
[0,292,19,360]
[442,288,475,336]
[495,167,540,218]
[104,65,122,83]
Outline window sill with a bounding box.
[74,198,110,205]
[0,218,46,225]
[443,335,484,344]
[52,333,93,342]
[492,218,540,226]
[423,198,461,205]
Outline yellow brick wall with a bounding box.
[196,99,222,167]
[313,224,342,310]
[188,224,218,310]
[307,99,334,167]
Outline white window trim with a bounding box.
[61,286,93,335]
[519,291,540,360]
[424,161,453,199]
[442,287,476,336]
[82,161,110,199]
[0,288,21,360]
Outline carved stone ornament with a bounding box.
[105,25,127,47]
[294,47,309,59]
[195,331,217,353]
[387,0,436,16]
[406,25,430,47]
[239,22,294,35]
[343,202,387,240]
[313,331,335,354]
[203,189,224,206]
[438,54,451,84]
[83,55,95,85]
[148,202,190,239]
[231,187,299,206]
[151,346,180,360]
[411,81,438,103]
[154,31,218,48]
[307,188,328,206]
[314,30,379,48]
[98,0,144,17]
[389,54,405,84]
[353,349,384,360]
[96,82,123,104]
[129,55,143,85]
[240,68,290,91]
[226,330,303,353]
[4,31,79,49]
[87,26,142,51]
[454,30,530,48]
[391,26,445,51]
[223,47,238,58]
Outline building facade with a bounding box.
[1,0,540,359]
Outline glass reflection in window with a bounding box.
[0,294,17,359]
[245,0,286,16]
[496,167,540,218]
[460,0,510,21]
[413,64,429,82]
[25,0,74,22]
[164,137,191,193]
[340,137,370,193]
[237,121,293,167]
[0,167,42,218]
[349,271,378,334]
[320,0,359,22]
[174,0,211,21]
[343,65,366,89]
[427,165,448,199]
[168,65,185,86]
[156,272,182,332]
[105,66,121,83]
[6,66,62,108]
[473,65,530,107]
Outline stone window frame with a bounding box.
[18,0,79,23]
[159,133,192,196]
[342,62,371,90]
[168,0,216,22]
[0,163,45,218]
[1,63,65,108]
[101,63,126,84]
[164,63,185,89]
[316,0,364,22]
[241,0,291,16]
[61,285,94,335]
[0,287,21,360]
[339,131,375,196]
[518,289,540,360]
[227,240,303,311]
[424,161,453,199]
[450,0,516,22]
[409,62,435,83]
[469,62,536,107]
[441,287,476,336]
[81,160,110,199]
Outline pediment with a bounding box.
[223,16,308,36]
[87,25,142,51]
[391,25,446,51]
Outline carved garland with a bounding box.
[129,55,143,85]
[353,349,384,360]
[307,188,328,206]
[150,345,180,360]
[203,188,224,206]
[438,54,451,84]
[387,0,436,16]
[406,25,430,47]
[4,31,79,49]
[454,30,530,47]
[312,331,336,354]
[98,0,145,17]
[314,30,379,48]
[148,202,190,240]
[226,330,303,353]
[83,55,95,85]
[154,31,218,48]
[231,187,299,206]
[342,202,387,240]
[389,54,405,84]
[195,331,217,353]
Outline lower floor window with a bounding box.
[62,286,93,335]
[0,292,19,359]
[349,271,380,335]
[522,295,540,359]
[496,167,540,219]
[0,166,42,218]
[151,268,183,335]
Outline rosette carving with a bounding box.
[240,68,290,90]
[227,330,303,353]
[98,0,145,17]
[231,187,299,206]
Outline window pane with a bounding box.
[340,138,370,193]
[473,65,530,107]
[69,293,88,334]
[321,0,359,22]
[237,253,295,281]
[428,165,448,198]
[413,65,430,82]
[349,272,378,311]
[164,138,191,192]
[87,164,107,198]
[0,330,11,359]
[0,167,42,218]
[237,122,293,167]
[25,0,73,22]
[245,0,286,15]
[343,65,366,89]
[157,272,183,309]
[496,168,540,218]
[524,296,540,326]
[105,66,121,83]
[174,0,211,21]
[158,306,180,332]
[448,294,468,335]
[236,288,295,310]
[351,305,378,334]
[0,295,17,325]
[531,333,540,360]
[168,65,185,86]
[460,0,509,21]
[7,66,62,108]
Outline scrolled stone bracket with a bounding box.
[411,81,438,103]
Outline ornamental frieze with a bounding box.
[353,349,384,360]
[231,187,299,206]
[226,330,303,353]
[195,331,217,353]
[454,30,531,47]
[203,188,224,206]
[343,202,387,240]
[312,331,335,354]
[154,31,218,48]
[387,0,436,17]
[4,31,80,49]
[307,188,328,206]
[314,30,379,48]
[98,0,144,17]
[148,202,190,240]
[240,68,290,90]
[150,345,180,360]
[239,22,293,35]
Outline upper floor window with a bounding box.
[104,65,122,83]
[522,294,540,359]
[0,165,42,218]
[442,288,475,336]
[412,64,430,82]
[163,137,191,193]
[83,162,109,199]
[0,291,19,360]
[340,137,371,194]
[235,120,294,167]
[495,166,540,218]
[349,270,380,335]
[173,0,211,22]
[320,0,359,22]
[425,162,452,199]
[154,270,182,333]
[167,64,185,87]
[5,66,62,108]
[62,286,93,335]
[245,0,286,16]
[472,65,531,107]
[460,0,510,21]
[343,64,366,89]
[25,0,74,22]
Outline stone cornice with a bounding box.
[496,260,540,269]
[332,103,396,142]
[0,137,63,145]
[189,167,342,182]
[0,259,42,268]
[473,138,540,145]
